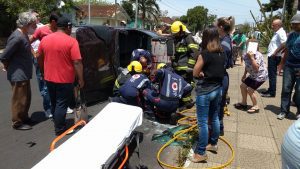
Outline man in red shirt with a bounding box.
[38,16,84,135]
[30,12,59,118]
[30,12,58,42]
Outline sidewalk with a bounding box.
[186,61,297,168]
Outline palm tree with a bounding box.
[128,0,161,28]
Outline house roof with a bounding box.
[160,17,174,24]
[79,4,125,18]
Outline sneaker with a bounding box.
[45,111,53,118]
[206,144,218,153]
[13,124,32,130]
[277,113,287,120]
[189,153,208,163]
[261,93,275,98]
[67,107,73,114]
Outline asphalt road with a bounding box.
[0,68,176,169]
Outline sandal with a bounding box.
[234,103,247,110]
[247,106,259,113]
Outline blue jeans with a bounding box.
[219,72,229,132]
[46,81,73,134]
[280,65,300,114]
[268,56,281,95]
[195,87,222,155]
[33,58,51,113]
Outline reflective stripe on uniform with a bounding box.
[175,66,188,71]
[137,78,149,89]
[176,47,188,52]
[182,96,192,102]
[101,75,115,84]
[188,59,196,65]
[166,74,171,97]
[188,43,199,49]
[115,80,120,88]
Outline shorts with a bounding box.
[243,77,265,90]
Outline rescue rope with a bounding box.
[156,107,235,169]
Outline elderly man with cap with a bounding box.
[37,16,84,135]
[277,13,300,120]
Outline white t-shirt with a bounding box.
[267,27,287,57]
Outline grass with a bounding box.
[176,129,199,167]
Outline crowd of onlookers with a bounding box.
[0,11,84,136]
[0,9,300,168]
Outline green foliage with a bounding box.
[250,0,274,47]
[262,0,297,31]
[0,0,75,37]
[121,1,135,20]
[127,0,160,27]
[180,5,216,33]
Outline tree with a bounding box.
[128,0,160,28]
[121,1,135,20]
[262,0,299,30]
[181,6,216,33]
[0,0,77,37]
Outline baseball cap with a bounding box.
[291,14,300,24]
[56,16,72,27]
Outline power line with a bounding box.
[163,0,186,13]
[159,1,184,15]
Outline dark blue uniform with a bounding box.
[144,67,192,115]
[112,73,150,107]
[113,68,132,96]
[131,49,152,68]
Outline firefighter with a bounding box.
[111,61,151,107]
[143,63,193,118]
[131,49,152,74]
[171,21,199,108]
[112,67,132,97]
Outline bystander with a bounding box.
[0,11,37,130]
[37,16,84,135]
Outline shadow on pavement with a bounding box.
[30,111,49,126]
[265,105,297,120]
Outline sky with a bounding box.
[106,0,271,24]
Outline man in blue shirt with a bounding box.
[277,14,300,120]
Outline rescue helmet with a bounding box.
[171,21,187,34]
[127,61,143,73]
[157,63,166,69]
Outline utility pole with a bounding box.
[134,0,138,28]
[88,0,91,24]
[282,0,287,21]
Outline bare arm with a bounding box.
[193,54,204,78]
[272,42,286,57]
[73,60,84,88]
